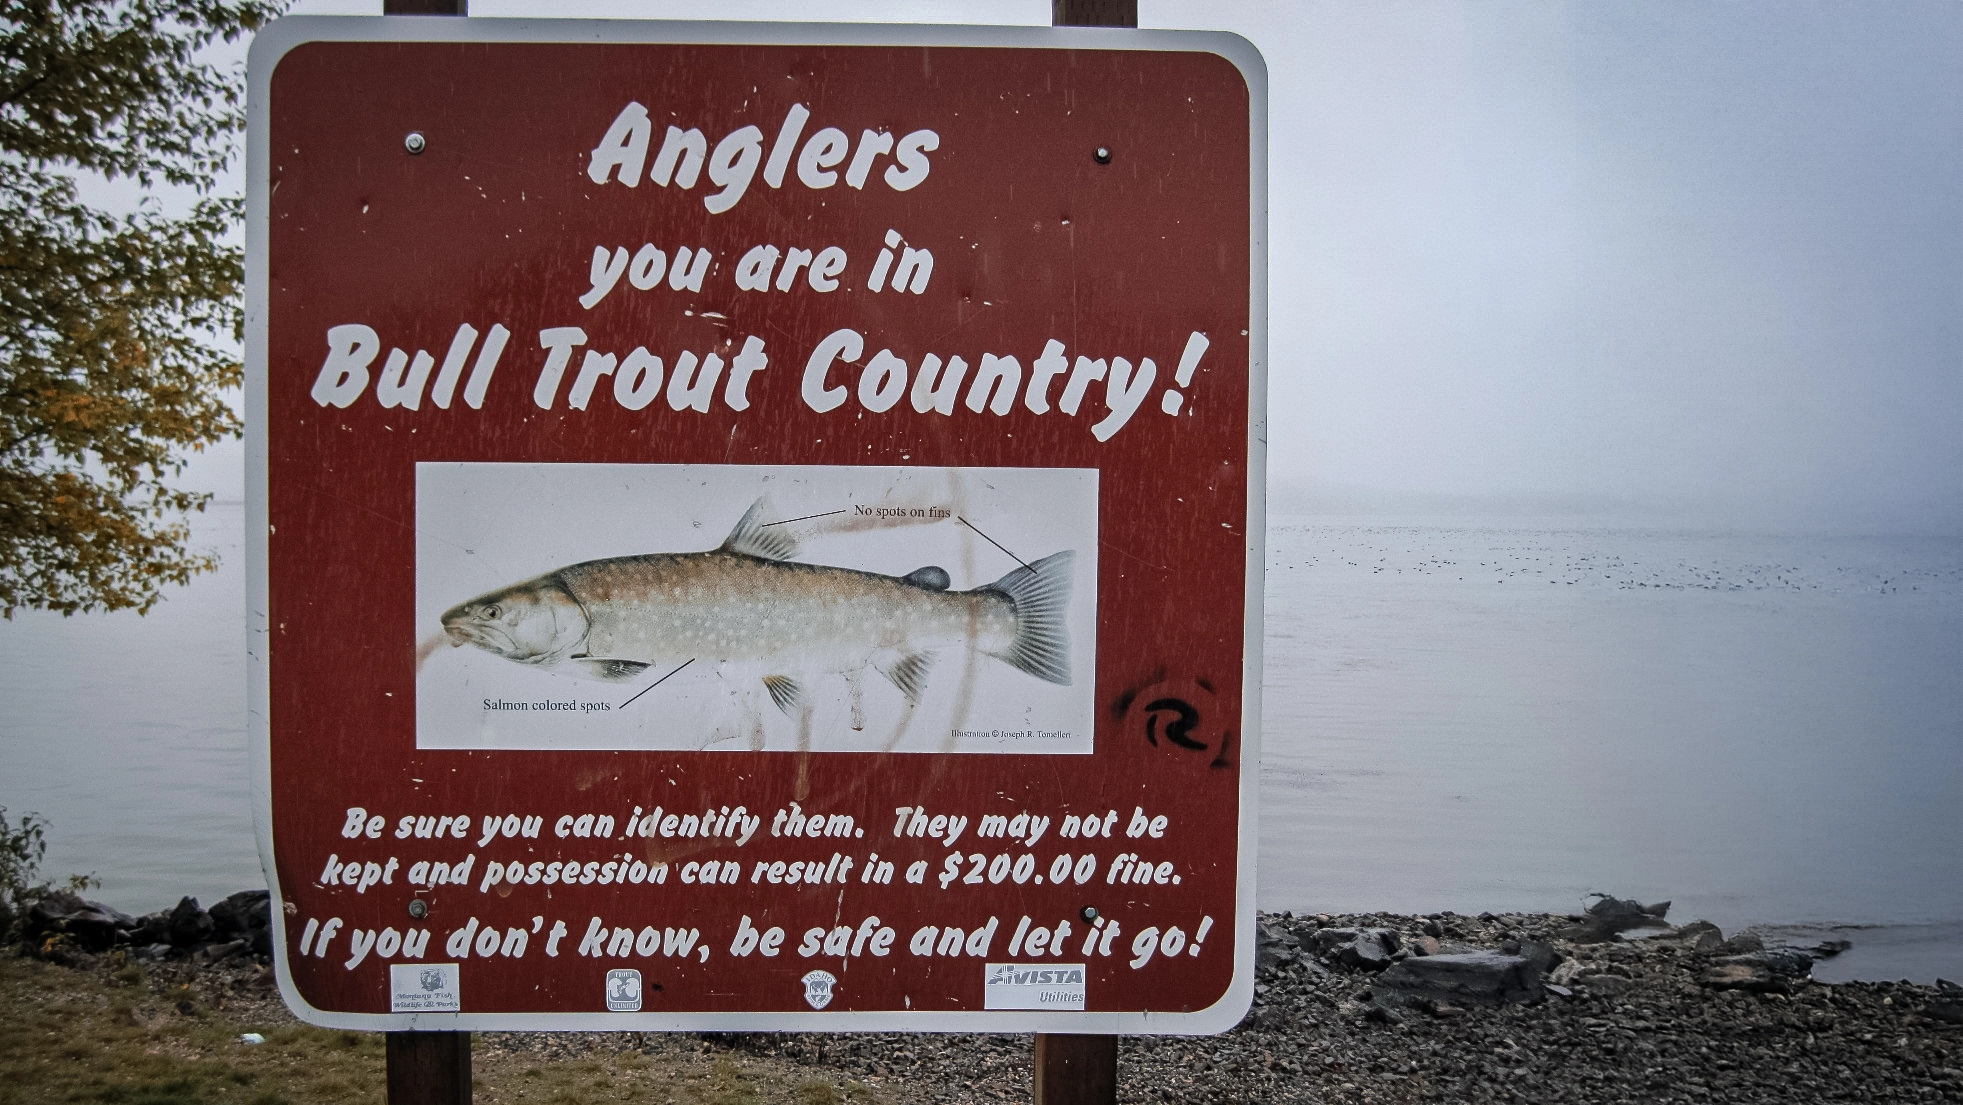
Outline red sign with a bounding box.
[247,17,1265,1032]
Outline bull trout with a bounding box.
[439,500,1072,714]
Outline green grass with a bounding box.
[0,955,892,1105]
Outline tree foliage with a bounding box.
[0,806,47,937]
[0,0,277,617]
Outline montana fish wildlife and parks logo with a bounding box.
[388,963,461,1013]
[605,968,643,1012]
[800,970,838,1010]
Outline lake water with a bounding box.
[3,503,1959,982]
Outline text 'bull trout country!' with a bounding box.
[308,323,1211,442]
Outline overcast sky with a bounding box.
[208,0,1961,530]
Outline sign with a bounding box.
[246,17,1265,1032]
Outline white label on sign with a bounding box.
[983,963,1086,1010]
[390,963,461,1013]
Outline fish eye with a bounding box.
[482,604,501,620]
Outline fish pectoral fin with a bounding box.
[718,497,800,562]
[761,675,805,716]
[570,657,653,682]
[877,651,937,705]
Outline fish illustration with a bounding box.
[439,500,1072,719]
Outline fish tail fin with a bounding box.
[980,550,1074,685]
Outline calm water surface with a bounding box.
[2,504,1958,981]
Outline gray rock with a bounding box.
[1674,920,1725,953]
[1372,949,1551,1006]
[200,938,250,963]
[130,910,171,946]
[1566,894,1672,943]
[1748,948,1817,978]
[1926,998,1963,1025]
[209,889,271,941]
[1700,950,1810,993]
[1255,921,1300,970]
[1313,928,1397,972]
[167,896,214,948]
[1576,971,1635,996]
[1720,931,1765,955]
[23,890,137,952]
[1702,961,1784,994]
[1362,1003,1402,1024]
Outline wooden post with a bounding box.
[378,0,470,1098]
[1035,1033,1119,1105]
[1036,3,1133,1096]
[379,0,467,1083]
[386,1030,472,1105]
[1051,0,1136,27]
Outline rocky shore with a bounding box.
[14,892,1963,1103]
[20,887,273,965]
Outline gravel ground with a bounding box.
[704,909,1963,1104]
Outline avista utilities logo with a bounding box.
[988,965,1085,988]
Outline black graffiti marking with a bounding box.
[1109,669,1169,720]
[1210,728,1237,770]
[1143,697,1207,750]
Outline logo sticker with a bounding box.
[800,969,838,1010]
[984,963,1086,1010]
[390,963,461,1013]
[605,968,643,1012]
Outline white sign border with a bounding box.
[245,14,1267,1036]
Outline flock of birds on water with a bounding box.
[1266,523,1961,597]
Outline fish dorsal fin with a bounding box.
[719,498,799,561]
[903,566,951,591]
[761,675,804,716]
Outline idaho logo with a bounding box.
[799,970,838,1010]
